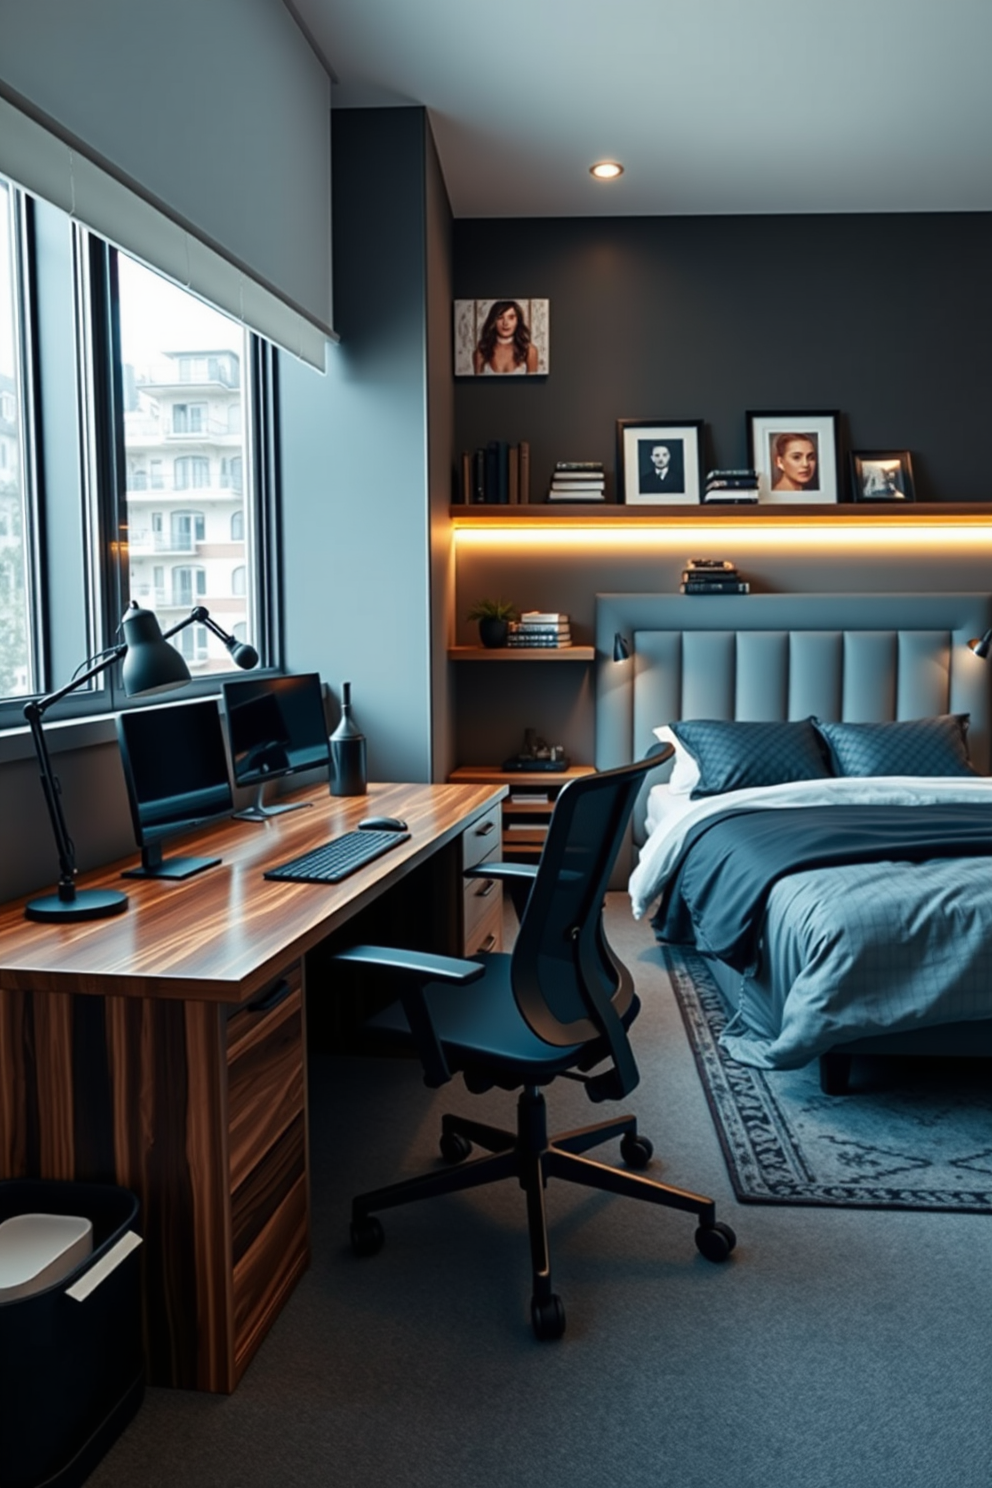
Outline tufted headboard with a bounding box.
[595,592,992,856]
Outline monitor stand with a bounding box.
[234,781,314,823]
[122,842,221,880]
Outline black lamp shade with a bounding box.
[613,633,631,663]
[120,604,193,696]
[968,628,992,661]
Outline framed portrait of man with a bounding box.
[746,410,841,504]
[453,299,549,376]
[617,419,703,506]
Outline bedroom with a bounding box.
[0,3,989,1486]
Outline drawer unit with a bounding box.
[463,863,501,945]
[464,892,503,957]
[461,800,503,955]
[462,799,502,871]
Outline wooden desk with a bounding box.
[0,780,504,1392]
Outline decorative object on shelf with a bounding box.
[616,418,704,506]
[467,597,518,648]
[453,299,549,377]
[680,558,750,595]
[613,633,631,662]
[507,611,572,648]
[747,410,841,504]
[703,467,759,504]
[502,728,570,772]
[328,681,367,797]
[850,450,915,503]
[547,461,606,502]
[23,602,257,923]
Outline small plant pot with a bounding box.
[478,617,509,648]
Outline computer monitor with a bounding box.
[222,672,329,821]
[116,698,234,879]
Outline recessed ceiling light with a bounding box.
[590,161,624,180]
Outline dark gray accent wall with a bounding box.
[453,214,992,504]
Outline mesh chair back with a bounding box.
[509,757,660,1070]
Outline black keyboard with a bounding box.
[264,829,410,885]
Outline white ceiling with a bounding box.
[291,0,992,218]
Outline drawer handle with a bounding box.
[475,820,496,837]
[475,879,496,898]
[477,933,497,953]
[247,978,292,1014]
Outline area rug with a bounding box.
[663,947,992,1214]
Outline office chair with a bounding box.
[334,756,736,1340]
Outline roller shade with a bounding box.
[0,88,333,370]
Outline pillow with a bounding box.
[652,725,700,794]
[812,714,977,778]
[668,718,833,799]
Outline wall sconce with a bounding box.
[968,628,991,659]
[613,633,631,662]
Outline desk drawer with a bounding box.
[462,801,502,872]
[463,866,501,943]
[465,894,502,957]
[227,964,304,1197]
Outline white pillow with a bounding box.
[652,725,700,794]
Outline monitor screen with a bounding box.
[116,698,234,845]
[223,673,329,789]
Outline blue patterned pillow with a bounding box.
[812,714,976,778]
[669,718,833,798]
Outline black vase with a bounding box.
[478,617,508,648]
[329,681,367,796]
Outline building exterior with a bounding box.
[124,348,251,672]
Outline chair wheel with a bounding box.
[620,1132,654,1169]
[440,1131,473,1164]
[351,1214,384,1258]
[694,1221,737,1262]
[531,1293,566,1341]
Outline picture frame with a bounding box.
[850,450,915,503]
[746,410,841,504]
[453,298,549,377]
[616,419,704,506]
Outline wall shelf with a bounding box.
[450,502,992,527]
[448,646,595,661]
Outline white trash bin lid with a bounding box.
[0,1214,94,1302]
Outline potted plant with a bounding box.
[467,597,518,648]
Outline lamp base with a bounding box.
[25,887,129,923]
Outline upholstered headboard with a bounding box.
[595,592,992,854]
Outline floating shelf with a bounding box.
[450,502,992,527]
[448,646,595,661]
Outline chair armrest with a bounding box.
[465,861,539,921]
[333,945,485,985]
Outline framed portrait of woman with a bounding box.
[453,299,549,377]
[746,410,841,504]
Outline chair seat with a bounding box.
[368,952,639,1083]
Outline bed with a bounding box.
[595,593,992,1092]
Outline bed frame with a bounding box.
[594,592,992,1090]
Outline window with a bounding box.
[221,455,243,493]
[0,178,37,700]
[230,509,244,541]
[231,565,246,597]
[170,510,205,550]
[173,402,206,434]
[172,565,207,608]
[178,621,208,663]
[174,456,210,490]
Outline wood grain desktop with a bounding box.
[0,780,504,1392]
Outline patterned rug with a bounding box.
[663,948,992,1213]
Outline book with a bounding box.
[681,569,740,584]
[507,637,572,647]
[519,441,530,504]
[548,493,606,502]
[684,559,737,571]
[705,468,756,482]
[472,447,486,503]
[703,492,758,504]
[520,612,569,622]
[555,461,604,472]
[460,450,471,504]
[680,580,751,594]
[705,476,759,490]
[508,444,519,504]
[549,479,605,493]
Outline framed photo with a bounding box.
[616,419,704,506]
[746,410,841,504]
[851,450,915,503]
[453,298,549,377]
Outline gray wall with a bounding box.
[280,107,450,784]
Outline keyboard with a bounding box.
[264,828,410,885]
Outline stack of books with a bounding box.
[461,441,531,504]
[507,611,573,647]
[680,559,750,595]
[547,461,606,502]
[703,467,759,504]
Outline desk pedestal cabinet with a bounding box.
[0,781,504,1393]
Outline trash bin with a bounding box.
[0,1180,144,1488]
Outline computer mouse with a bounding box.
[357,816,408,832]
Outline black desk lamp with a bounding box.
[24,602,257,923]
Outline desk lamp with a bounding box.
[24,602,257,923]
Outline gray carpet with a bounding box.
[87,897,992,1488]
[664,947,992,1214]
